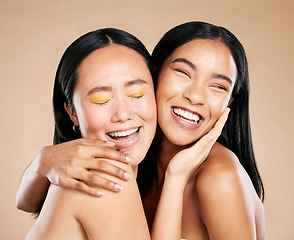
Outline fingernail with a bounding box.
[124,155,132,163]
[113,184,123,191]
[124,172,131,180]
[97,191,104,197]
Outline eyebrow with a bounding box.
[87,86,112,95]
[173,58,233,85]
[125,79,148,87]
[212,73,233,85]
[87,79,148,96]
[172,58,196,70]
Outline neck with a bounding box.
[157,134,191,184]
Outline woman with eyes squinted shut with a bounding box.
[18,22,265,240]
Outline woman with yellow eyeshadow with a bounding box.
[18,22,264,239]
[24,28,157,239]
[23,27,226,240]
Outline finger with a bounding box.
[75,138,116,148]
[71,139,131,164]
[68,168,124,192]
[206,107,230,142]
[85,146,132,164]
[61,178,105,197]
[83,159,131,181]
[190,108,230,154]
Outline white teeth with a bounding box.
[173,107,200,123]
[109,128,138,138]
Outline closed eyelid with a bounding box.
[126,87,147,97]
[88,93,112,104]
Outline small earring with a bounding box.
[73,125,80,132]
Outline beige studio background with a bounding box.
[1,0,293,239]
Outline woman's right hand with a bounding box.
[37,138,132,197]
[166,108,230,184]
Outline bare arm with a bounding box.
[16,138,132,213]
[151,108,230,240]
[16,149,50,213]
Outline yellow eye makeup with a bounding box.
[88,94,112,105]
[127,87,147,98]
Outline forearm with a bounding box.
[151,173,186,240]
[16,152,50,213]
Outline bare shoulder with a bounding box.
[195,142,265,239]
[197,142,247,189]
[58,162,150,240]
[78,166,150,239]
[25,185,88,240]
[27,163,150,240]
[196,142,258,203]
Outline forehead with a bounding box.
[167,39,237,80]
[76,44,152,88]
[171,39,234,62]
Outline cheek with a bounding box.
[77,104,106,138]
[208,95,231,119]
[156,73,180,113]
[139,94,157,123]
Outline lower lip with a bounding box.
[171,108,203,130]
[106,127,141,149]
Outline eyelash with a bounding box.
[129,94,145,99]
[95,101,109,105]
[91,94,145,105]
[175,69,191,78]
[211,84,228,92]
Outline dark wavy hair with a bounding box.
[138,21,264,201]
[52,28,157,145]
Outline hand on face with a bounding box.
[65,44,157,167]
[166,108,230,183]
[156,39,236,146]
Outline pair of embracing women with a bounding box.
[17,21,265,239]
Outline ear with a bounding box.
[64,102,79,127]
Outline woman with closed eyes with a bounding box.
[18,21,265,240]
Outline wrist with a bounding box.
[35,146,51,177]
[164,171,187,193]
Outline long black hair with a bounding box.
[29,28,157,215]
[139,21,264,201]
[53,28,157,145]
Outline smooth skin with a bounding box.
[146,39,265,240]
[18,38,265,239]
[26,44,157,239]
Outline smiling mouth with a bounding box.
[107,127,140,142]
[172,107,202,124]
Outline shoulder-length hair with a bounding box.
[150,21,264,201]
[53,28,156,145]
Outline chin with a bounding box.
[124,148,147,167]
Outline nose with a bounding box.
[182,81,205,105]
[111,98,133,123]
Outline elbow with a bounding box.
[15,191,36,213]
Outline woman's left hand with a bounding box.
[166,108,230,183]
